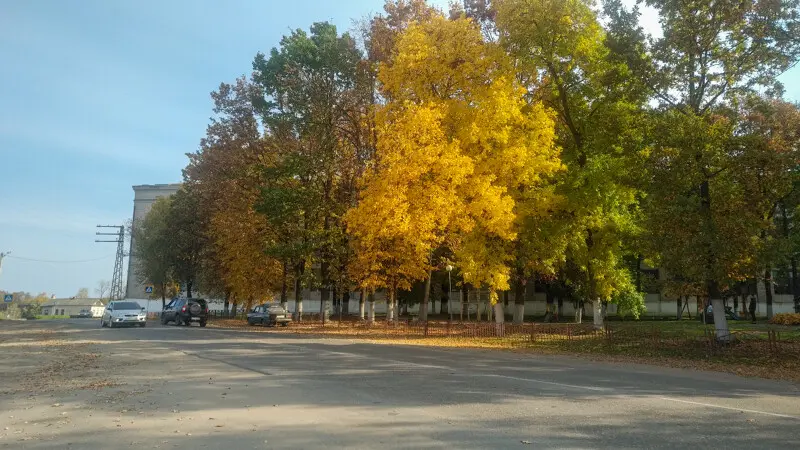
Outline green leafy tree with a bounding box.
[252,22,372,321]
[165,187,206,299]
[132,197,178,308]
[496,0,648,327]
[614,0,800,338]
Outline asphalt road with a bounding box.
[2,318,800,449]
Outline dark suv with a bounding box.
[161,298,208,327]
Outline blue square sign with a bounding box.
[3,294,12,303]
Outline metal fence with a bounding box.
[225,317,799,359]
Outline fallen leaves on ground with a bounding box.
[208,319,800,384]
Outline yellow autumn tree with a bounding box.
[348,14,561,324]
[346,103,472,322]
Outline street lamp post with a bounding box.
[446,265,453,322]
[0,251,10,276]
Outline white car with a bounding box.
[101,301,147,328]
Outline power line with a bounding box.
[6,254,114,264]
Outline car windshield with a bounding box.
[113,302,142,310]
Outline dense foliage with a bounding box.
[132,0,800,329]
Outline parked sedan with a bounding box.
[101,301,147,328]
[247,304,292,327]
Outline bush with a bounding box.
[1,305,22,320]
[769,313,800,326]
[21,303,40,320]
[614,286,646,320]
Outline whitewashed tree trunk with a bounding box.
[575,304,583,323]
[493,302,505,336]
[592,301,605,330]
[297,299,303,320]
[359,291,366,321]
[487,298,493,322]
[711,298,730,342]
[514,304,525,324]
[367,300,375,322]
[386,294,395,323]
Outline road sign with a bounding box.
[144,286,153,294]
[3,294,12,303]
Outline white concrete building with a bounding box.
[125,184,182,300]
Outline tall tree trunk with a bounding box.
[161,282,167,310]
[387,289,395,323]
[186,281,193,299]
[367,292,375,322]
[421,269,432,322]
[586,231,604,330]
[321,286,330,324]
[487,295,493,322]
[223,289,229,316]
[592,301,605,329]
[320,260,330,323]
[700,179,729,341]
[280,261,288,310]
[513,273,525,324]
[461,284,467,322]
[557,296,563,321]
[231,299,238,318]
[676,296,682,320]
[359,291,365,320]
[636,255,643,292]
[792,258,800,313]
[492,289,505,335]
[575,302,583,323]
[342,290,350,316]
[294,259,305,321]
[764,268,774,319]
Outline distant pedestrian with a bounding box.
[748,296,757,324]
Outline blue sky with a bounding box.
[0,0,797,297]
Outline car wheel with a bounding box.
[160,315,167,325]
[140,322,147,328]
[100,319,106,328]
[281,322,288,327]
[261,318,267,327]
[174,316,182,326]
[108,320,115,329]
[199,321,207,328]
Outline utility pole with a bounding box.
[96,226,125,300]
